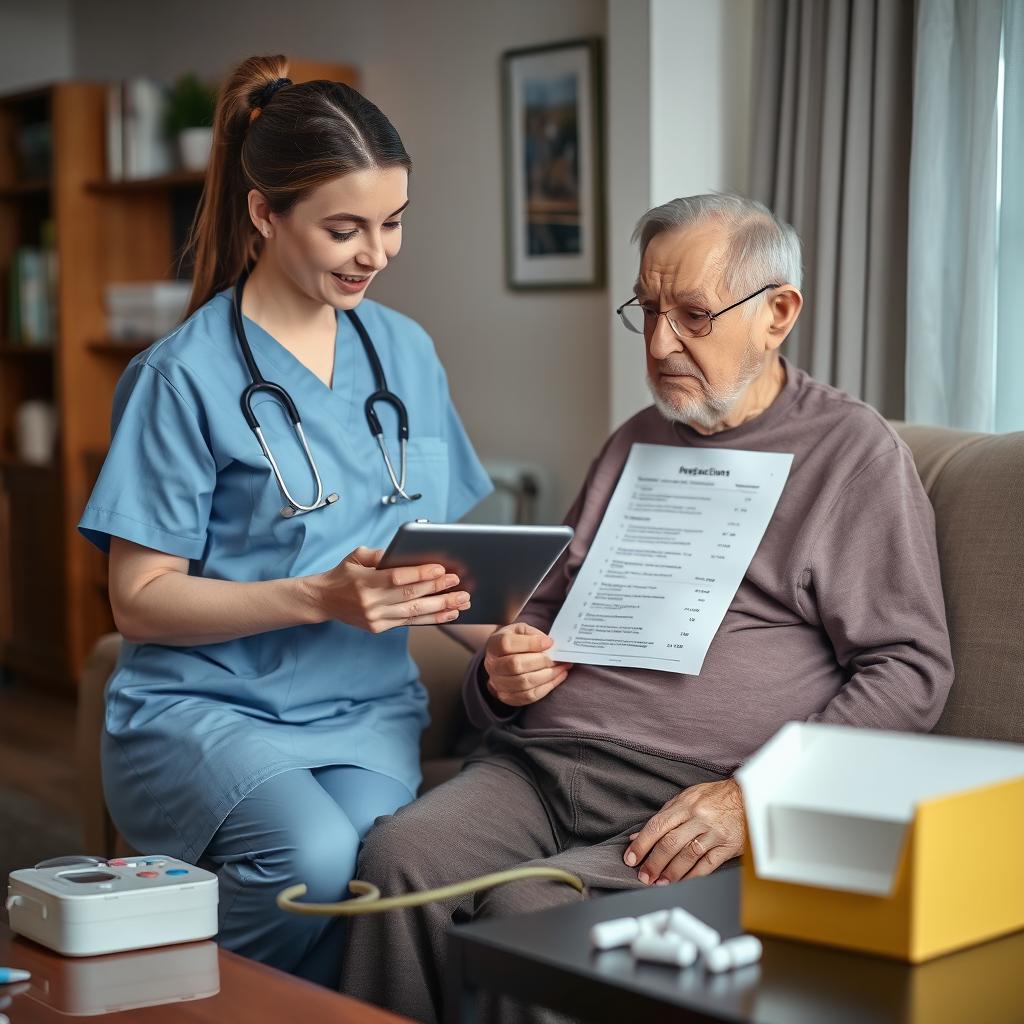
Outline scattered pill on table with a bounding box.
[590,916,641,950]
[704,935,763,973]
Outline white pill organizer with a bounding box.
[6,856,218,957]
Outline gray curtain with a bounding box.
[749,0,915,418]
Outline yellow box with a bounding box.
[735,723,1024,963]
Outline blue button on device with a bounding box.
[165,868,189,876]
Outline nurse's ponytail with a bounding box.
[185,54,412,317]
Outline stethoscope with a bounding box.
[231,269,422,518]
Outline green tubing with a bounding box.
[276,866,586,917]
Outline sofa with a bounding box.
[76,423,1024,857]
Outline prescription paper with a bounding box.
[548,444,792,673]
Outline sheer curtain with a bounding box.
[906,0,1024,433]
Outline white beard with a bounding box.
[647,345,764,430]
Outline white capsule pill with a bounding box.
[704,934,763,973]
[636,908,672,934]
[590,916,641,950]
[675,937,699,966]
[631,933,698,967]
[666,907,721,950]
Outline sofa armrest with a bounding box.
[409,626,475,761]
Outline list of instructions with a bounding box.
[548,444,793,674]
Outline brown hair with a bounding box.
[184,54,412,316]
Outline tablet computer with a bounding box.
[379,521,574,625]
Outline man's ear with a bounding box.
[765,285,803,352]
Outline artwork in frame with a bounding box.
[502,39,604,290]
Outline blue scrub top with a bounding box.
[79,290,492,862]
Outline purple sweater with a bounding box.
[463,360,954,771]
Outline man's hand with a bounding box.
[624,778,745,884]
[483,622,571,707]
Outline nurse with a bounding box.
[78,54,492,987]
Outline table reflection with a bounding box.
[22,940,219,1016]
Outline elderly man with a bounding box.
[341,194,953,1022]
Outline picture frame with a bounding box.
[502,39,604,290]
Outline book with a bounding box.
[123,79,173,180]
[105,82,123,180]
[15,248,46,345]
[107,79,174,181]
[9,240,58,347]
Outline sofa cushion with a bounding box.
[894,424,1024,743]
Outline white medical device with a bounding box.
[5,856,218,957]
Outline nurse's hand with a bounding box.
[483,622,571,706]
[313,546,471,633]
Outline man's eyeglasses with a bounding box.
[616,283,780,340]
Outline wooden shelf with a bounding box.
[0,179,50,198]
[0,454,58,473]
[0,63,358,688]
[0,342,55,356]
[0,84,52,105]
[86,170,206,194]
[87,338,152,356]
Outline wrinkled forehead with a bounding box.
[636,222,731,306]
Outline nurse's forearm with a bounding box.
[113,568,323,647]
[109,537,472,645]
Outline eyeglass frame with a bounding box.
[616,282,781,340]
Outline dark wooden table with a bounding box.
[0,921,410,1023]
[446,865,1024,1023]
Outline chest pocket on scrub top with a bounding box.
[387,436,449,525]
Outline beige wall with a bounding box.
[607,0,757,429]
[0,0,73,92]
[72,0,610,518]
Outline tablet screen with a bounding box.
[380,522,573,624]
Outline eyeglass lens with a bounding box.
[618,304,713,339]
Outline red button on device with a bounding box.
[137,871,159,878]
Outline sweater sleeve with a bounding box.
[461,454,598,730]
[803,443,954,732]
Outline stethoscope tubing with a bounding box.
[231,270,420,514]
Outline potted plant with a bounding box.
[165,74,217,171]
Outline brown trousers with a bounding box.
[340,726,728,1023]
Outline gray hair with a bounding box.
[632,194,803,302]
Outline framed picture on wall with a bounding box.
[502,39,604,290]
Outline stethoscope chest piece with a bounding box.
[281,492,340,519]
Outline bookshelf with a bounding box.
[0,60,357,690]
[86,170,206,194]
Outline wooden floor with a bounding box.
[0,683,78,817]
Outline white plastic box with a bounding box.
[105,281,191,341]
[6,857,218,957]
[736,722,1024,961]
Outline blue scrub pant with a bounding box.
[203,765,414,988]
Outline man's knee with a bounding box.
[357,802,450,889]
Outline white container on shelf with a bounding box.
[15,400,58,465]
[105,281,191,341]
[178,127,213,171]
